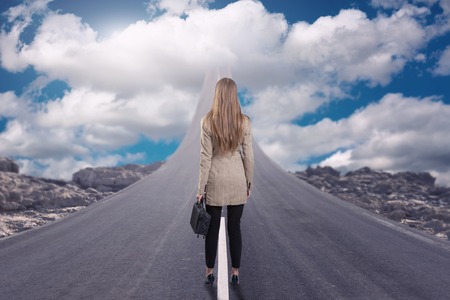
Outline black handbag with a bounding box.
[190,185,211,238]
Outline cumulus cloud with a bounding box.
[4,1,431,92]
[433,45,450,75]
[0,91,28,117]
[4,0,52,23]
[18,152,145,180]
[371,0,408,9]
[370,0,450,39]
[1,0,450,183]
[371,0,439,9]
[439,0,450,13]
[9,1,287,93]
[34,86,196,141]
[256,94,450,179]
[0,85,194,167]
[283,7,430,86]
[254,93,450,185]
[146,0,212,17]
[316,94,450,184]
[247,83,346,128]
[0,0,52,71]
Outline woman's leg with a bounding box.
[205,205,222,269]
[227,204,244,270]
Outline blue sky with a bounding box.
[1,0,450,184]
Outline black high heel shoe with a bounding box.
[230,274,239,289]
[204,273,215,286]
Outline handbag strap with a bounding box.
[201,184,208,208]
[197,184,208,239]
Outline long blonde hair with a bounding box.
[204,78,246,154]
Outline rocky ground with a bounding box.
[72,162,163,192]
[2,157,449,241]
[0,207,84,237]
[294,166,450,241]
[0,158,162,238]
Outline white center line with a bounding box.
[217,216,229,300]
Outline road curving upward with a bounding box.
[1,72,449,300]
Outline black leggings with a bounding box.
[205,204,244,269]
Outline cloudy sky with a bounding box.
[1,0,450,185]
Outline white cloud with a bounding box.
[432,169,450,185]
[371,0,439,9]
[247,82,347,129]
[35,86,196,140]
[433,45,450,75]
[0,119,90,159]
[0,0,52,72]
[414,53,426,62]
[418,0,439,6]
[2,1,435,94]
[439,0,450,14]
[0,85,196,161]
[0,91,28,117]
[4,0,52,23]
[147,0,212,17]
[255,94,450,185]
[284,7,430,86]
[17,152,145,180]
[313,94,450,184]
[9,1,287,94]
[371,0,407,9]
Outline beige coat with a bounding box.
[197,115,254,206]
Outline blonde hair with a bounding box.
[204,78,247,154]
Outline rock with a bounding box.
[397,172,435,186]
[424,220,446,233]
[9,191,22,202]
[305,166,340,178]
[0,207,85,238]
[0,171,111,212]
[72,162,162,192]
[6,160,163,213]
[345,167,373,176]
[295,165,450,241]
[0,200,20,210]
[0,158,19,173]
[373,183,392,195]
[0,158,163,239]
[21,198,34,207]
[386,210,407,222]
[425,213,450,223]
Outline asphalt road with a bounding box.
[1,73,449,300]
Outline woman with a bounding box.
[197,77,254,288]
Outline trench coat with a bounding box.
[197,115,254,206]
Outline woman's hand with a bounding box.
[247,190,251,198]
[196,194,203,202]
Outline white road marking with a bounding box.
[217,216,229,300]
